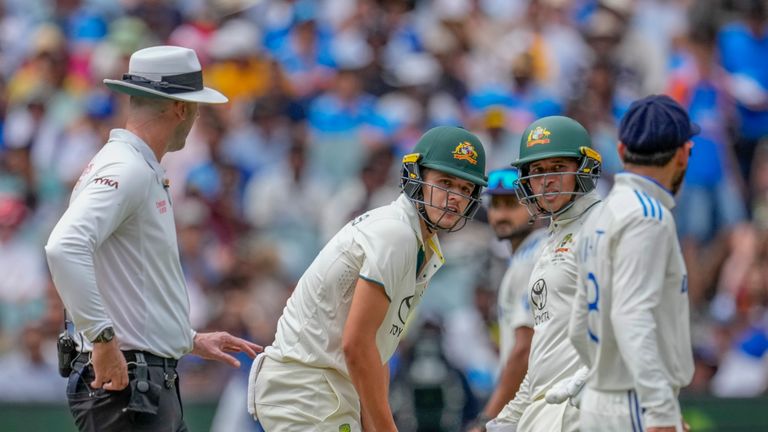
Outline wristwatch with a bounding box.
[92,327,115,344]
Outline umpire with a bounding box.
[45,46,261,431]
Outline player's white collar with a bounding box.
[550,190,601,231]
[614,172,676,210]
[394,194,442,255]
[108,128,166,181]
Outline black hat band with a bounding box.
[122,71,203,94]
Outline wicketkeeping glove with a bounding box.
[544,366,589,408]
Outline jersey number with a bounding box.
[587,272,600,343]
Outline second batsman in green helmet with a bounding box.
[513,116,602,219]
[486,116,601,432]
[252,125,486,430]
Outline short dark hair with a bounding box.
[622,147,677,167]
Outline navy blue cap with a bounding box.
[486,168,520,195]
[619,95,701,154]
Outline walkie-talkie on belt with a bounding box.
[57,310,77,378]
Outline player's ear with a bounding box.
[677,140,693,167]
[616,142,627,162]
[171,100,189,121]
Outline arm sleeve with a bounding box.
[45,159,149,341]
[610,218,679,427]
[356,219,414,301]
[509,272,534,330]
[495,371,532,424]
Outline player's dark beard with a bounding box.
[496,224,533,242]
[671,166,687,195]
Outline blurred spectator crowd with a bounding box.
[1,0,768,429]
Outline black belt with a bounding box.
[74,350,178,369]
[123,351,178,369]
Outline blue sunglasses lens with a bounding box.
[488,170,518,191]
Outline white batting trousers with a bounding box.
[518,397,579,432]
[248,356,362,432]
[579,387,685,432]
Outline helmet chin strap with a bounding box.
[418,203,440,233]
[417,202,461,233]
[530,179,584,220]
[405,176,480,233]
[537,194,578,220]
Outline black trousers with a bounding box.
[67,354,188,432]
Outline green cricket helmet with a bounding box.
[512,116,601,218]
[401,126,488,232]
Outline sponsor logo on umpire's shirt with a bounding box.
[93,177,119,189]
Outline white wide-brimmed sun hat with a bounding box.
[104,45,228,104]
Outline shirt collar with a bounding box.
[108,129,166,180]
[394,194,424,245]
[550,190,601,231]
[614,172,676,210]
[393,194,444,261]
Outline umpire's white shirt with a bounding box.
[46,129,194,359]
[569,173,694,427]
[266,194,443,375]
[497,228,546,364]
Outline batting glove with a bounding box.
[544,366,589,408]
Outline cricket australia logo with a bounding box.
[530,278,551,326]
[452,141,478,165]
[526,126,551,147]
[555,233,573,253]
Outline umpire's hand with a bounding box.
[91,338,129,391]
[190,332,262,367]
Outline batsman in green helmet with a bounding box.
[251,126,486,431]
[487,116,601,432]
[401,125,488,232]
[513,116,602,219]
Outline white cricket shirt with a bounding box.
[523,192,600,399]
[569,173,694,427]
[497,228,547,364]
[498,191,601,423]
[45,129,194,359]
[265,194,444,376]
